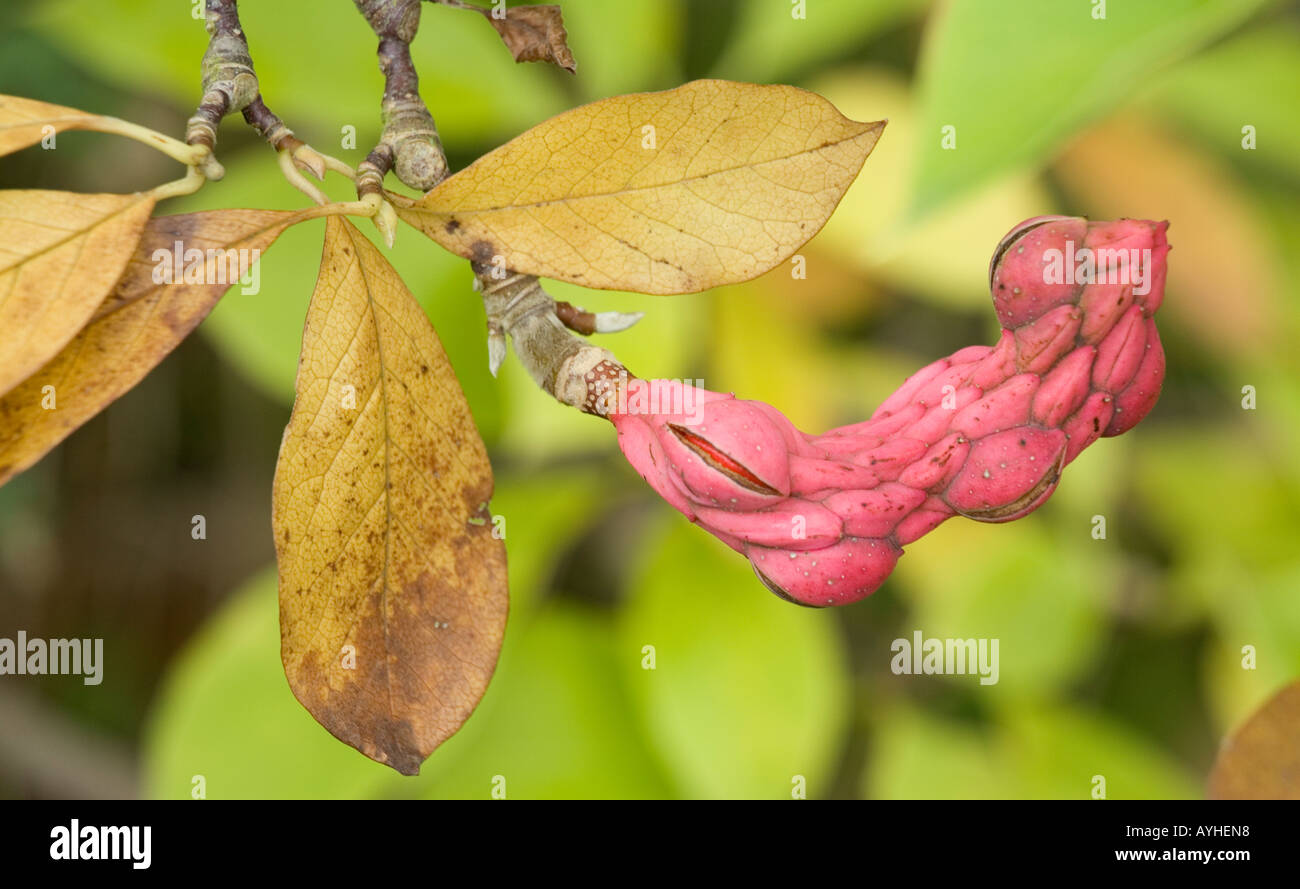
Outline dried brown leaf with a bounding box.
[1208,680,1300,800]
[0,208,306,488]
[274,216,507,775]
[481,3,576,72]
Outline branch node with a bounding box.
[356,147,394,199]
[354,0,449,192]
[186,0,261,151]
[476,271,629,416]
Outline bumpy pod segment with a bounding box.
[612,217,1170,607]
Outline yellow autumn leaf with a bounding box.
[2,94,212,172]
[0,189,156,396]
[0,94,101,156]
[0,208,308,488]
[397,78,885,294]
[274,216,508,775]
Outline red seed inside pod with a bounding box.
[667,424,778,495]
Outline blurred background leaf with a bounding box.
[711,0,927,81]
[907,0,1271,218]
[1141,26,1300,183]
[410,601,676,799]
[892,519,1110,702]
[618,517,850,798]
[144,568,405,800]
[865,701,1200,799]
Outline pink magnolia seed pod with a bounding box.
[610,217,1170,607]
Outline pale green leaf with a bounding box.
[908,0,1270,217]
[618,516,850,799]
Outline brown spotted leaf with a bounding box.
[0,189,156,396]
[0,208,308,488]
[397,79,885,295]
[1208,680,1300,800]
[481,3,576,72]
[0,94,101,157]
[274,216,507,775]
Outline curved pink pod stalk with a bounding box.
[610,217,1170,607]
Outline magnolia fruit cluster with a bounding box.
[610,216,1170,607]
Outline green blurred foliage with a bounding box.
[907,0,1273,217]
[866,702,1200,800]
[4,0,1299,798]
[1141,28,1300,182]
[618,518,849,798]
[711,0,926,81]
